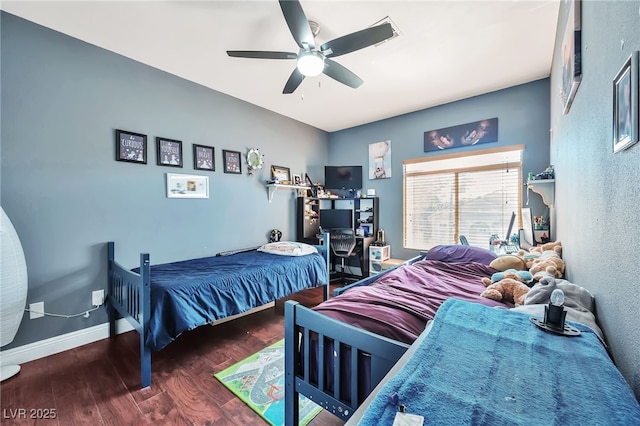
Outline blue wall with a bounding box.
[328,79,551,261]
[0,12,328,348]
[4,3,638,402]
[550,1,640,399]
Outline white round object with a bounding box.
[1,207,28,348]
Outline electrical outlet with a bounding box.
[30,302,44,319]
[92,289,104,307]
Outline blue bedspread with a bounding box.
[358,299,640,425]
[137,250,328,351]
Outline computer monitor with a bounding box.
[324,166,363,190]
[504,211,516,242]
[319,209,352,230]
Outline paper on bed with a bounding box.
[357,299,640,425]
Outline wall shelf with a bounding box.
[527,179,555,207]
[266,183,308,203]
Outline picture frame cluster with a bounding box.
[115,129,250,200]
[115,129,220,171]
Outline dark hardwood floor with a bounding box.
[1,286,346,425]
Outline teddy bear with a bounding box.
[523,240,562,256]
[488,254,527,272]
[529,252,565,280]
[482,268,533,286]
[481,276,531,305]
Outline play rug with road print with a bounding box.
[214,339,322,426]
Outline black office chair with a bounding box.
[329,229,359,285]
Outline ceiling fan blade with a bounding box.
[283,68,305,94]
[279,0,315,50]
[227,51,298,60]
[323,59,363,89]
[321,23,393,58]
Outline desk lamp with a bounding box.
[530,289,581,336]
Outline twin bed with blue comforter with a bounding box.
[284,245,640,425]
[107,238,329,388]
[348,298,640,425]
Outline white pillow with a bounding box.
[257,241,318,256]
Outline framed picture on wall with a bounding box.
[560,0,582,115]
[424,118,498,152]
[194,144,215,171]
[271,165,291,184]
[156,137,183,167]
[166,173,209,198]
[223,150,242,174]
[115,129,147,164]
[369,140,391,179]
[612,51,639,153]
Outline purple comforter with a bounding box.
[313,259,511,344]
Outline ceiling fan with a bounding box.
[227,0,394,94]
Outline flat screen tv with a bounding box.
[319,209,352,230]
[324,166,363,190]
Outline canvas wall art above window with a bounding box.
[424,118,498,152]
[157,137,183,167]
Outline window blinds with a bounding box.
[404,146,523,250]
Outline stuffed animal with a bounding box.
[526,240,562,255]
[481,269,532,305]
[269,229,282,243]
[489,255,527,272]
[481,276,531,305]
[529,252,565,280]
[482,269,533,287]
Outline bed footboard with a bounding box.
[314,232,331,301]
[107,242,151,388]
[284,301,409,425]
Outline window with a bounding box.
[404,145,523,250]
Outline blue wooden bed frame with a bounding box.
[107,234,331,389]
[284,254,424,425]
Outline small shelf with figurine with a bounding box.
[266,183,309,203]
[526,165,555,207]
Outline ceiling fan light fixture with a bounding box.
[297,51,324,77]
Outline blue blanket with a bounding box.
[136,250,328,351]
[358,299,640,425]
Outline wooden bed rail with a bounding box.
[313,231,331,301]
[107,242,151,388]
[107,237,331,390]
[284,301,409,425]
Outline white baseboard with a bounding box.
[0,303,276,367]
[0,319,134,367]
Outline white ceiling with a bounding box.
[2,1,560,132]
